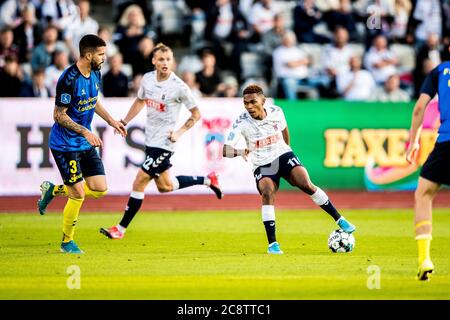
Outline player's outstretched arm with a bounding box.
[223,144,249,161]
[406,93,432,164]
[169,107,201,142]
[54,106,103,147]
[121,98,146,126]
[94,99,127,137]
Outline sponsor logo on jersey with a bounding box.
[146,99,166,112]
[255,134,280,148]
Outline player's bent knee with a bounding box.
[157,185,173,193]
[261,188,276,201]
[90,189,108,199]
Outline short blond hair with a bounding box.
[151,43,172,56]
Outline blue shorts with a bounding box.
[253,151,303,193]
[141,147,173,178]
[51,147,105,185]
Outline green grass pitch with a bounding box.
[0,209,449,299]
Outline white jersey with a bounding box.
[137,71,198,152]
[225,104,292,170]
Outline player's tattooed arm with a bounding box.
[54,106,88,136]
[53,106,103,147]
[169,107,201,142]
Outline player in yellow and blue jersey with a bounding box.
[37,34,127,254]
[406,45,450,280]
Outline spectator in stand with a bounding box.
[406,0,447,48]
[98,25,119,61]
[40,0,78,34]
[45,49,69,96]
[130,35,154,77]
[0,55,22,96]
[370,73,411,102]
[293,0,330,44]
[181,70,202,100]
[102,52,129,97]
[364,34,398,85]
[364,0,396,47]
[13,5,42,63]
[391,0,412,43]
[113,4,151,64]
[30,24,67,71]
[0,26,19,68]
[217,75,239,97]
[322,0,357,41]
[413,32,442,98]
[248,0,279,43]
[64,0,99,60]
[0,0,36,29]
[128,73,142,97]
[336,55,376,101]
[272,31,313,100]
[261,13,286,84]
[195,49,224,97]
[320,26,354,98]
[204,0,249,81]
[19,68,50,97]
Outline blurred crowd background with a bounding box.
[0,0,449,102]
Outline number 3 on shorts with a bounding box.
[69,160,77,173]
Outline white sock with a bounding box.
[116,224,126,233]
[310,187,329,206]
[204,177,211,185]
[171,178,180,191]
[262,205,275,222]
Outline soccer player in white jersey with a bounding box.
[223,84,356,254]
[100,43,223,239]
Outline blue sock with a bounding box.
[176,176,205,189]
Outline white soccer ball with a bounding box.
[328,229,355,253]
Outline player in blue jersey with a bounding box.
[37,34,127,254]
[406,52,450,280]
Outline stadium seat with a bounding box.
[297,43,323,72]
[273,0,296,30]
[390,43,416,72]
[151,0,186,35]
[241,52,265,79]
[347,43,365,59]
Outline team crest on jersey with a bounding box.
[61,93,71,104]
[273,123,278,131]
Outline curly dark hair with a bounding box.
[243,84,264,96]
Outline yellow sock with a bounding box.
[52,185,68,196]
[83,184,108,199]
[62,197,84,243]
[415,234,432,265]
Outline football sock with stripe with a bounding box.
[119,191,144,228]
[262,205,277,244]
[310,187,341,221]
[62,197,84,243]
